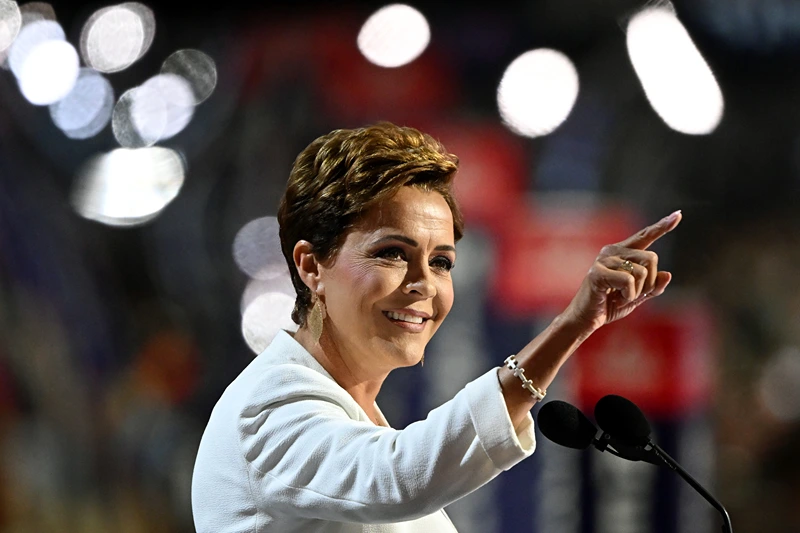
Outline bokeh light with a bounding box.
[17,39,78,105]
[112,73,196,147]
[0,0,22,53]
[497,48,580,138]
[112,85,165,148]
[71,147,185,226]
[758,346,800,422]
[139,73,194,139]
[49,68,114,139]
[233,216,286,281]
[0,0,56,70]
[8,19,63,77]
[161,49,217,104]
[237,215,298,353]
[80,3,154,73]
[241,289,297,354]
[357,3,430,68]
[120,2,155,55]
[626,4,724,135]
[240,276,295,315]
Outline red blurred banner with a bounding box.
[490,204,639,314]
[425,121,528,231]
[571,302,716,418]
[238,12,458,122]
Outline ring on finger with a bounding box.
[618,259,635,274]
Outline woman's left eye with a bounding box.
[430,257,454,272]
[375,247,453,271]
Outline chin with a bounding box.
[398,356,424,369]
[380,340,426,368]
[404,351,425,367]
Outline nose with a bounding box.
[402,265,436,298]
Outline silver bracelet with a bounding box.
[504,355,546,402]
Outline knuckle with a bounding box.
[599,244,615,256]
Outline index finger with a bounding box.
[618,210,682,250]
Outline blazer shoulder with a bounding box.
[233,361,360,419]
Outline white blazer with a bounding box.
[192,330,536,532]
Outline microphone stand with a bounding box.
[594,431,667,467]
[649,441,733,533]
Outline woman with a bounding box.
[191,122,681,532]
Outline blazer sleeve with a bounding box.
[237,364,535,524]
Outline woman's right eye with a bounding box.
[375,247,406,261]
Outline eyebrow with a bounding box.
[373,234,456,253]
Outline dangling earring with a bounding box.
[420,354,424,367]
[308,294,326,344]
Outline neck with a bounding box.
[293,327,389,422]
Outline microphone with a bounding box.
[594,394,733,533]
[537,400,596,450]
[537,400,665,466]
[594,394,652,446]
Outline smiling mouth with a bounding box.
[382,311,428,325]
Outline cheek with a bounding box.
[332,261,402,308]
[436,278,455,316]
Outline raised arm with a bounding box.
[499,210,683,427]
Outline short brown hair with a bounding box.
[278,122,464,326]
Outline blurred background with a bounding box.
[1,0,800,531]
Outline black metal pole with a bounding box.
[651,442,733,533]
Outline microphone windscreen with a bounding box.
[537,400,597,450]
[594,394,652,445]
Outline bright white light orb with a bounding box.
[8,19,63,78]
[139,73,194,140]
[71,147,185,226]
[80,4,150,73]
[50,68,114,139]
[120,3,155,56]
[0,0,22,53]
[162,49,217,104]
[18,39,78,105]
[233,217,285,280]
[242,290,297,354]
[497,48,580,138]
[241,276,295,314]
[112,73,196,147]
[626,5,724,135]
[112,85,165,148]
[358,3,430,68]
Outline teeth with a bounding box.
[386,311,424,324]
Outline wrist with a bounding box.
[552,310,598,344]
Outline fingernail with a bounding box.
[665,209,681,222]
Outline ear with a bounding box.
[293,240,325,295]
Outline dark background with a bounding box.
[2,1,800,532]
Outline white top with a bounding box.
[192,330,536,532]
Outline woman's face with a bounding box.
[318,186,456,373]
